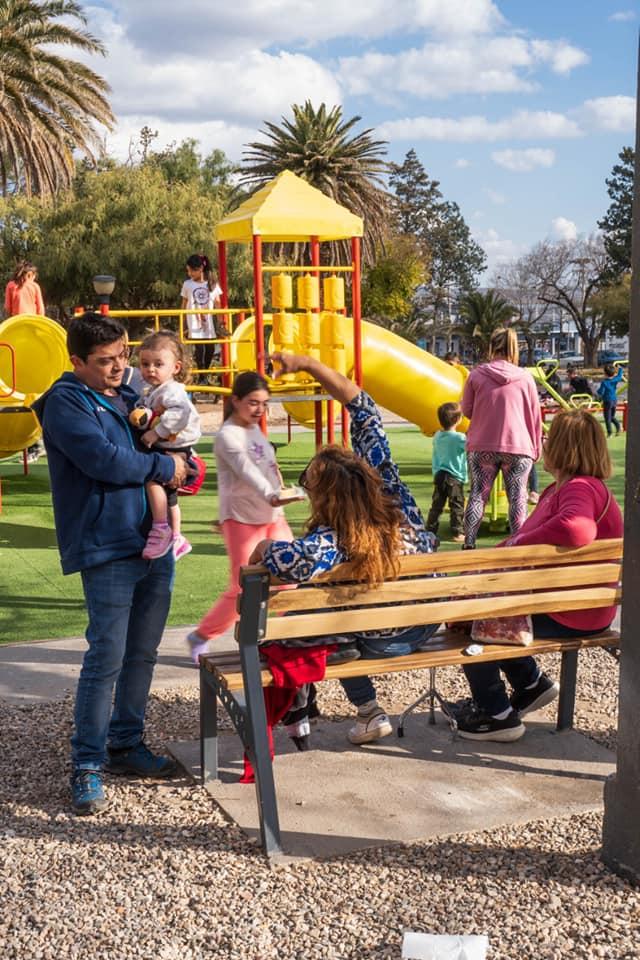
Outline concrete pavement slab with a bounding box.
[0,626,236,703]
[170,714,615,860]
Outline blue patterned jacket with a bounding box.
[262,392,436,640]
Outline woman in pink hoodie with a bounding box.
[455,407,622,743]
[461,328,542,547]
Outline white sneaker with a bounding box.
[348,710,393,745]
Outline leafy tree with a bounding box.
[456,289,514,359]
[362,235,428,339]
[242,101,390,264]
[0,161,253,322]
[526,235,609,366]
[598,146,633,278]
[0,0,114,196]
[590,274,631,337]
[389,150,486,321]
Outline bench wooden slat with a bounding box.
[200,630,620,691]
[243,538,623,586]
[263,585,621,641]
[267,562,622,614]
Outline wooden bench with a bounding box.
[199,538,622,857]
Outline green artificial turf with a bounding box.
[0,427,628,643]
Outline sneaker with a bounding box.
[104,742,177,778]
[348,710,393,745]
[326,643,361,665]
[510,673,559,716]
[173,534,192,560]
[451,533,465,542]
[71,768,108,816]
[186,629,209,665]
[456,707,525,742]
[142,524,174,560]
[528,491,540,505]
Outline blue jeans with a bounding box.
[341,623,440,706]
[463,613,604,715]
[73,553,174,769]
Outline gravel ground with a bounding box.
[2,650,638,960]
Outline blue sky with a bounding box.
[87,1,637,276]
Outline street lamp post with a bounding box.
[92,275,116,316]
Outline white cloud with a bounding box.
[492,147,555,172]
[455,158,471,168]
[609,10,636,21]
[577,96,636,132]
[83,7,341,133]
[340,36,588,101]
[104,117,257,164]
[551,217,578,241]
[478,228,524,273]
[100,0,503,56]
[485,188,506,204]
[378,110,581,142]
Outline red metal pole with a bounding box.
[327,399,335,444]
[341,407,350,448]
[252,235,267,433]
[314,400,323,450]
[100,303,109,316]
[217,240,231,389]
[351,236,362,387]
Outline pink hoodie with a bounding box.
[461,359,542,460]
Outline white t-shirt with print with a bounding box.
[215,420,283,524]
[180,278,222,338]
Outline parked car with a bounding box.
[597,350,625,366]
[557,353,584,367]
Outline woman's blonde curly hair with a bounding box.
[303,446,404,585]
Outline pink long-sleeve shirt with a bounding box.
[461,359,542,461]
[4,278,44,316]
[504,476,623,631]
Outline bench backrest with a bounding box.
[238,539,623,643]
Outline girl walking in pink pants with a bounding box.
[186,372,297,662]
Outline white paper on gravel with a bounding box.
[401,932,488,960]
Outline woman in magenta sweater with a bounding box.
[462,328,542,547]
[456,407,622,742]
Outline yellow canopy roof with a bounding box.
[215,170,364,243]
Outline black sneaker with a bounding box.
[510,673,559,717]
[456,707,525,742]
[326,643,361,665]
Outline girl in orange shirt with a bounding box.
[4,261,45,317]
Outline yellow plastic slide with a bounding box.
[0,314,71,458]
[231,315,467,436]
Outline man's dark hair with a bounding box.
[437,401,462,430]
[67,312,127,361]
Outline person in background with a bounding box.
[455,408,622,742]
[5,261,46,461]
[186,372,297,663]
[597,362,624,438]
[426,402,467,543]
[444,350,461,366]
[180,253,222,384]
[4,260,45,318]
[565,363,593,400]
[32,313,189,816]
[461,328,542,548]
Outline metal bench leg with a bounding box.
[398,667,458,737]
[200,667,218,785]
[557,649,578,731]
[238,571,282,858]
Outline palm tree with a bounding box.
[457,289,515,359]
[0,0,114,196]
[242,101,390,265]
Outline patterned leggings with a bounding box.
[463,451,533,547]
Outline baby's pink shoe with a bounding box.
[173,534,192,560]
[186,630,209,665]
[142,523,174,560]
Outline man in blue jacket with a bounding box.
[33,313,190,816]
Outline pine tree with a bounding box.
[598,146,633,277]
